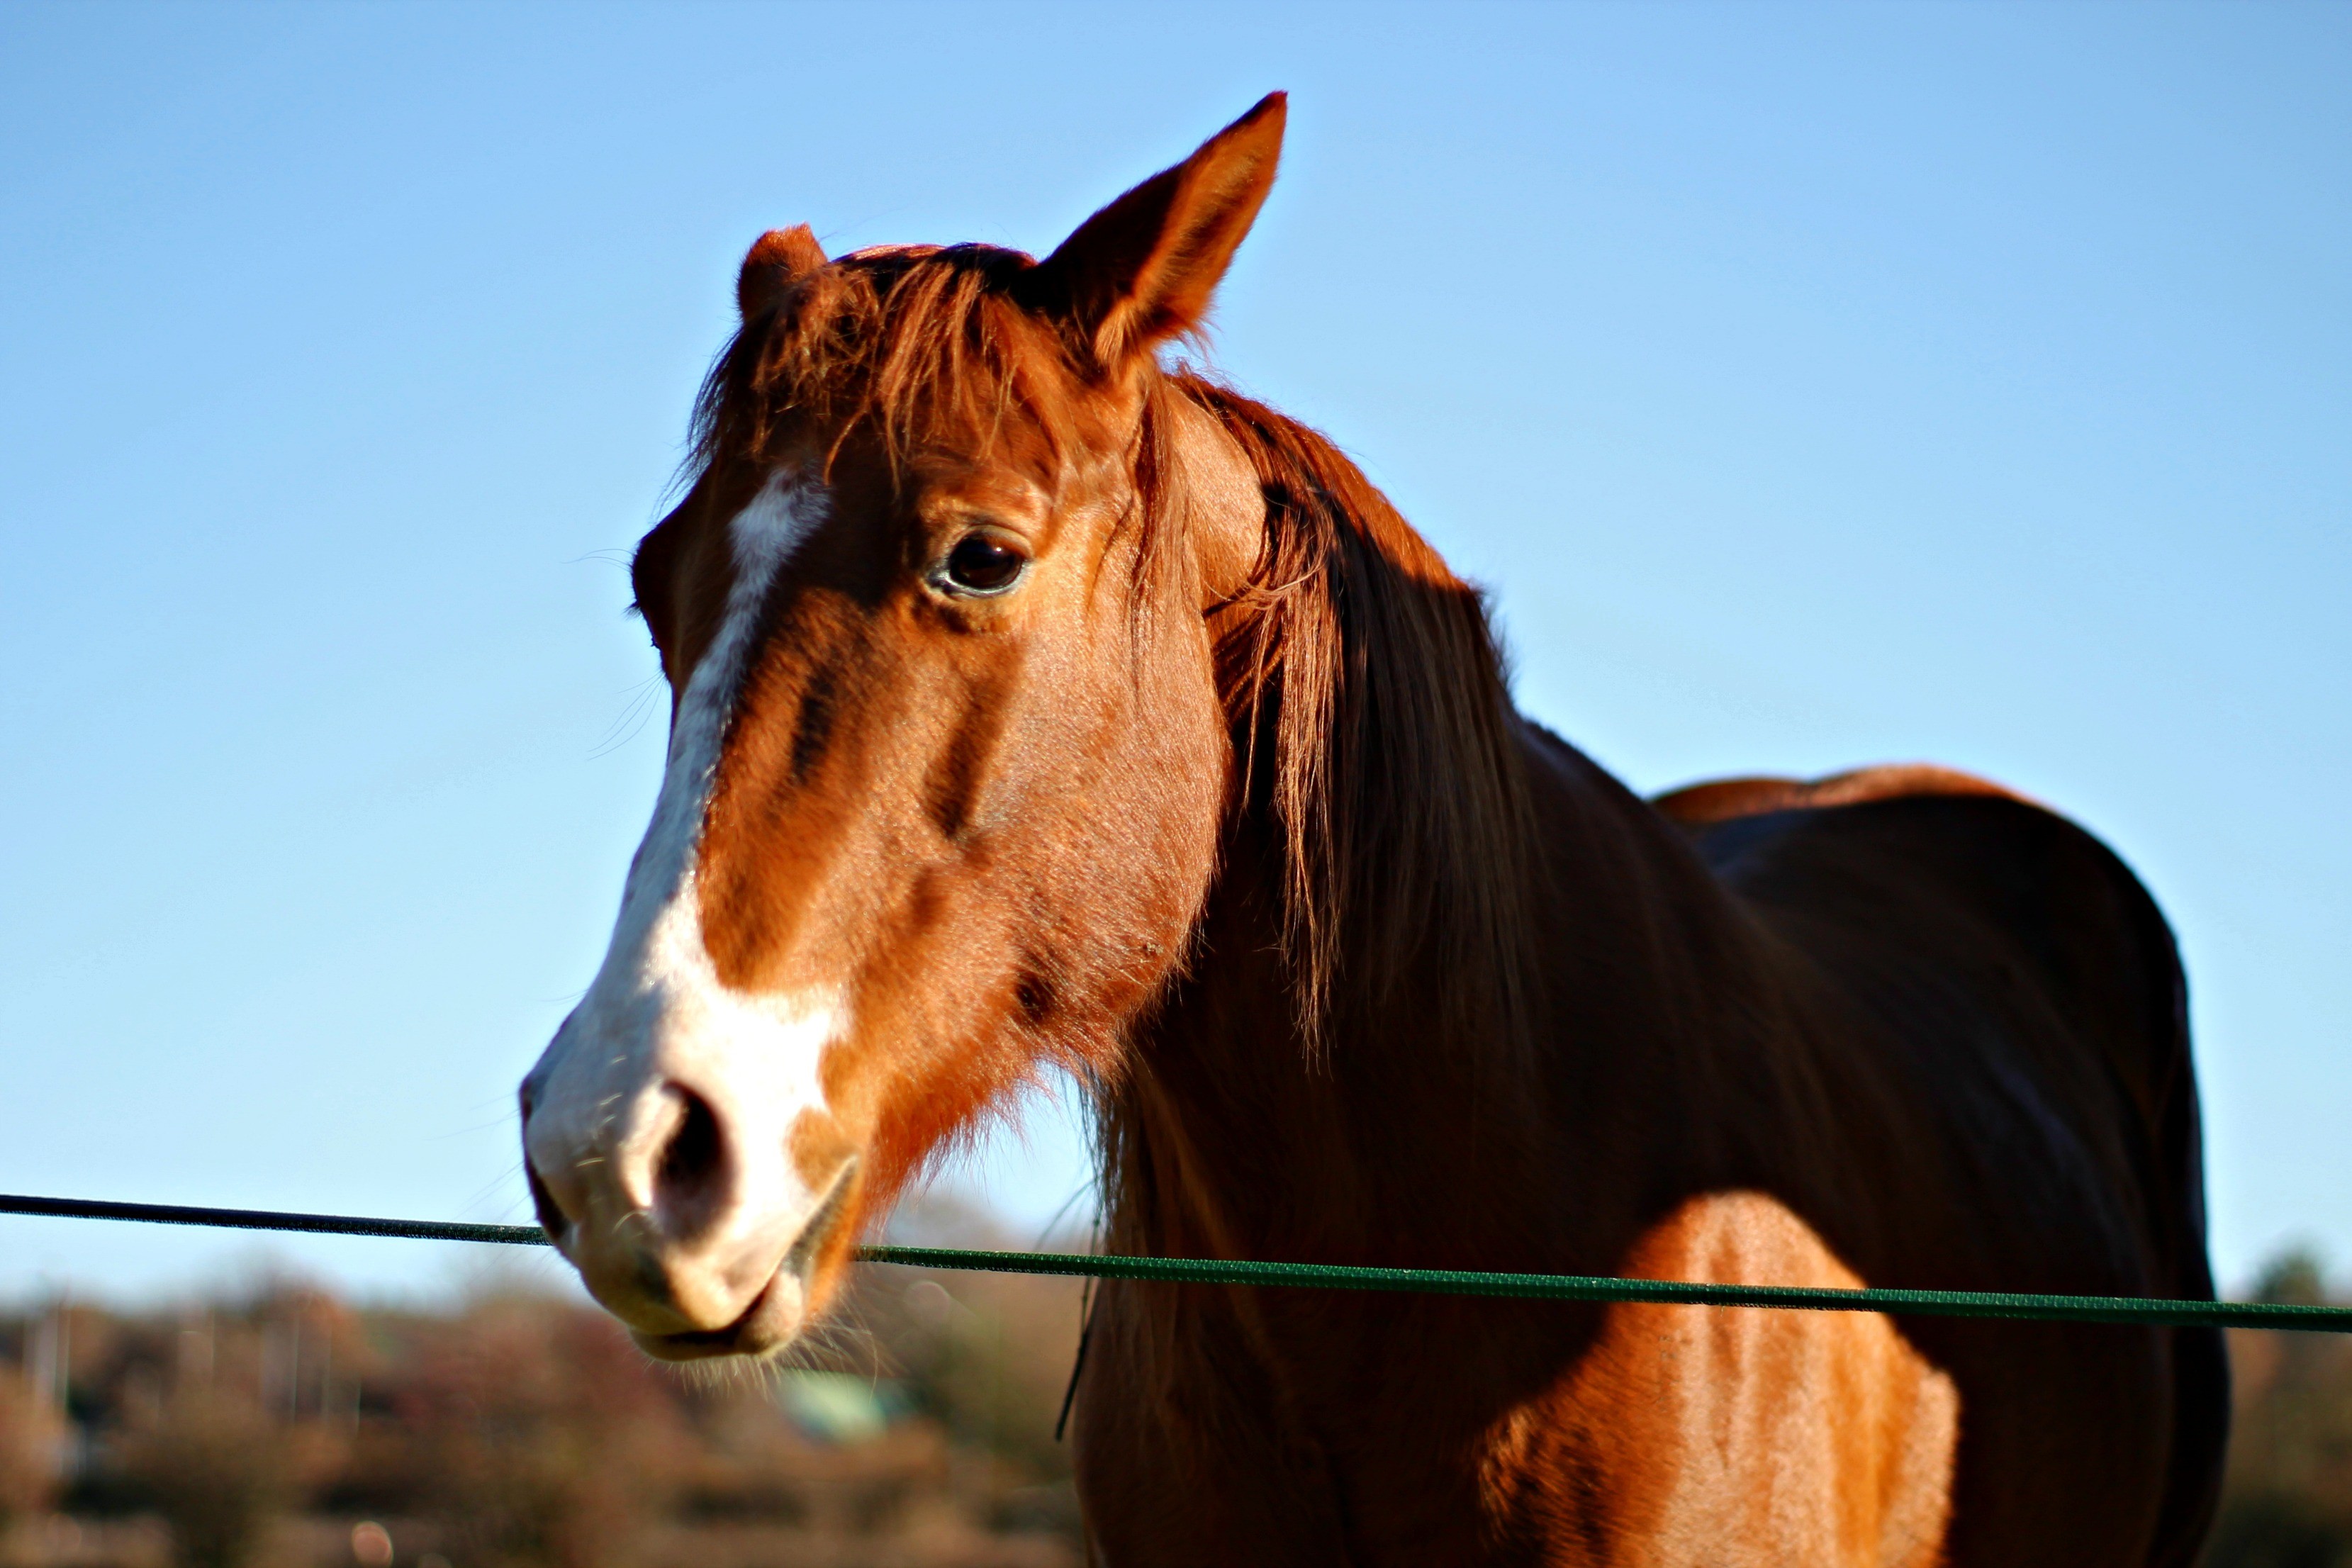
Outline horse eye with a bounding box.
[939,532,1029,595]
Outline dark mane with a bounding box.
[1160,374,1539,1047]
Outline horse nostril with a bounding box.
[653,1086,729,1236]
[525,1154,571,1241]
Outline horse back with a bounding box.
[1663,769,2228,1564]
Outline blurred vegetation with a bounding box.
[116,1390,296,1568]
[0,1367,62,1533]
[0,1201,1085,1568]
[2205,1248,2352,1568]
[8,1221,2345,1566]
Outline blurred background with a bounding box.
[1,2,2346,1563]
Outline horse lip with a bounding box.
[629,1155,860,1362]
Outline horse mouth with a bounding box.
[629,1155,860,1363]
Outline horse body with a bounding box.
[519,95,2226,1562]
[1079,710,2222,1563]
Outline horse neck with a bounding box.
[1111,736,1752,1273]
[1100,382,1776,1276]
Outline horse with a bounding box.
[518,94,2228,1564]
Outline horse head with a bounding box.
[518,96,1285,1360]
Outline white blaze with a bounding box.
[525,471,846,1281]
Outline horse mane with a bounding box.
[689,242,1091,481]
[1160,374,1539,1048]
[685,244,1538,1051]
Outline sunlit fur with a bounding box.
[527,96,2229,1563]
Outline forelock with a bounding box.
[689,244,1099,486]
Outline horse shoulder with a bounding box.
[1489,1192,1956,1567]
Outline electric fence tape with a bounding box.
[4,1192,2343,1333]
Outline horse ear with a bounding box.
[1025,92,1286,370]
[737,225,829,322]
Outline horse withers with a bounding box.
[519,95,2227,1564]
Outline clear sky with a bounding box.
[1,2,2344,1304]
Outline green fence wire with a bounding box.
[4,1192,2346,1334]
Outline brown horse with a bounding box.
[519,95,2227,1564]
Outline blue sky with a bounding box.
[0,2,2343,1302]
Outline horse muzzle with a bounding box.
[520,1009,858,1361]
